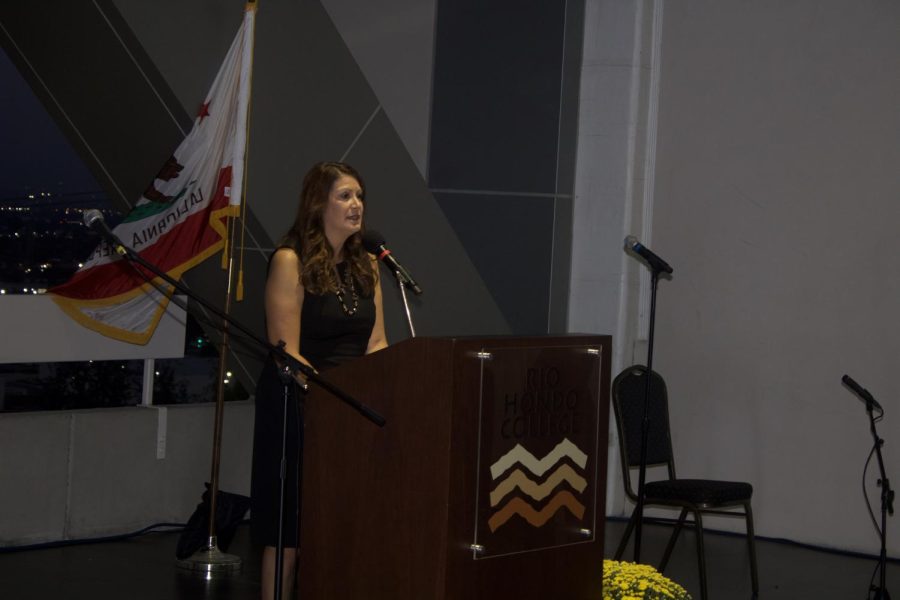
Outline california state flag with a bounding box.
[50,3,256,345]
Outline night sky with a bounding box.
[0,48,101,202]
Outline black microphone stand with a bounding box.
[633,267,661,563]
[865,398,893,600]
[95,236,385,600]
[273,359,294,600]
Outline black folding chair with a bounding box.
[611,365,759,600]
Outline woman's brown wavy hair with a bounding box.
[280,161,376,296]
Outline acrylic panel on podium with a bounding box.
[471,344,603,559]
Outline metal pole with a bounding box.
[633,269,659,562]
[397,275,416,338]
[176,239,241,574]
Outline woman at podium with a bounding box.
[250,161,388,599]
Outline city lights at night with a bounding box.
[0,47,246,412]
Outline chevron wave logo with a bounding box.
[487,437,589,533]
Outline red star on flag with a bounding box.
[197,102,211,123]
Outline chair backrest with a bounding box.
[611,365,676,500]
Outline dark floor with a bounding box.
[614,518,898,599]
[0,519,896,599]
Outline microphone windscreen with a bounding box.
[361,229,386,254]
[83,209,103,227]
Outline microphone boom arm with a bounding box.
[85,221,385,427]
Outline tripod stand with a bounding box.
[623,236,673,562]
[843,374,893,600]
[868,404,894,600]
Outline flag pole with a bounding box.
[176,0,258,575]
[177,241,243,574]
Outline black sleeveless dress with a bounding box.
[250,261,375,547]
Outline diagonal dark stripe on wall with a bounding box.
[434,192,553,334]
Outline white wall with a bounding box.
[650,0,900,555]
[572,0,900,555]
[0,295,185,364]
[0,402,252,546]
[569,0,662,517]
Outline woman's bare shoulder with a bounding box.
[271,247,300,268]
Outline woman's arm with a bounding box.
[365,257,389,354]
[265,248,316,379]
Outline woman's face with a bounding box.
[321,174,364,251]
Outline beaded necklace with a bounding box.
[334,263,359,316]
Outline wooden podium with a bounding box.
[299,335,611,599]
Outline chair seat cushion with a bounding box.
[644,478,752,506]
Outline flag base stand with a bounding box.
[176,536,241,575]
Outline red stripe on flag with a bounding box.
[51,169,231,300]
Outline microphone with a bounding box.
[624,235,673,274]
[842,374,883,412]
[361,230,423,295]
[83,209,127,254]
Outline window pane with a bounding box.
[154,315,250,405]
[0,47,248,410]
[0,360,143,412]
[1,39,113,294]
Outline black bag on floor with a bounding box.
[175,483,251,560]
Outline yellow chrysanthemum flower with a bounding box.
[602,559,692,600]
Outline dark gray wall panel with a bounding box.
[429,0,567,193]
[112,0,237,116]
[556,0,586,198]
[321,0,437,176]
[434,192,553,334]
[246,0,381,241]
[547,193,573,332]
[427,0,582,334]
[347,113,510,339]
